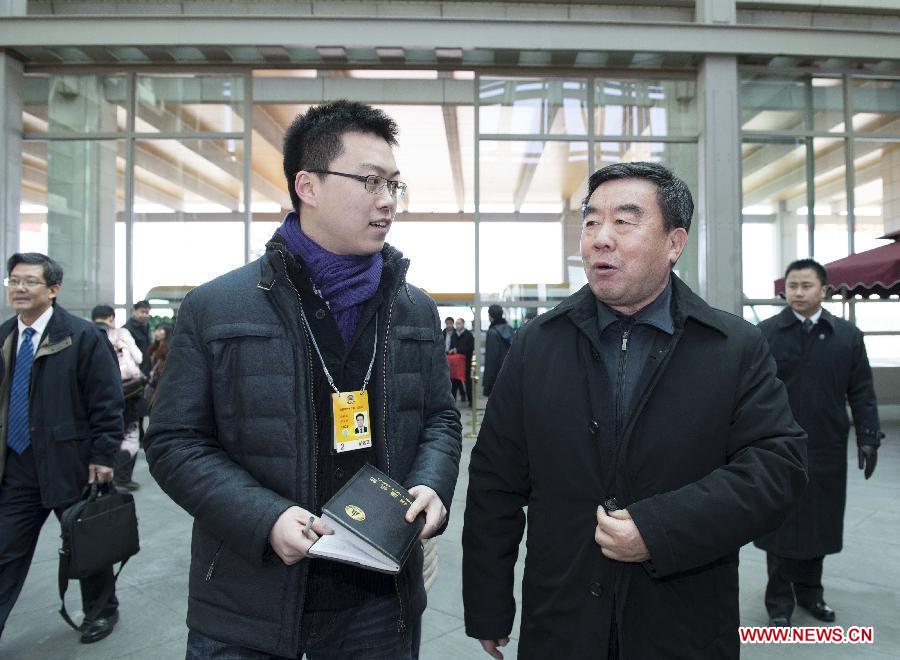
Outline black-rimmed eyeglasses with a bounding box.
[307,170,407,199]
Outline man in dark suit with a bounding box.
[0,252,124,644]
[354,413,368,435]
[755,258,882,627]
[450,318,475,406]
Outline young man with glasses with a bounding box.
[146,100,462,659]
[0,252,124,644]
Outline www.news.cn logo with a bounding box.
[739,626,875,644]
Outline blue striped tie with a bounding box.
[7,327,36,455]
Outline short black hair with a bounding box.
[444,316,454,324]
[133,300,151,311]
[91,304,115,321]
[582,162,694,233]
[283,100,399,213]
[7,252,64,286]
[488,304,504,321]
[355,413,365,421]
[785,258,828,286]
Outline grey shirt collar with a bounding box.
[596,277,675,335]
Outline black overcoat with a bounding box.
[754,307,881,558]
[0,305,124,509]
[462,277,807,659]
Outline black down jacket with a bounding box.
[146,240,461,657]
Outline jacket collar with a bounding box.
[539,274,730,338]
[1,304,74,345]
[774,305,835,330]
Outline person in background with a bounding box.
[147,322,172,411]
[123,300,151,448]
[449,318,475,406]
[122,300,151,377]
[91,304,143,492]
[482,304,515,398]
[0,253,123,644]
[754,258,882,627]
[443,316,455,354]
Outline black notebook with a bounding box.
[308,464,425,574]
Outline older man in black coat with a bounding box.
[754,259,882,627]
[0,252,124,644]
[462,163,807,659]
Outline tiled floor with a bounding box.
[2,411,898,659]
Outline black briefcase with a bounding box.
[58,482,140,630]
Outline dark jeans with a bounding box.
[0,447,117,638]
[765,552,825,618]
[186,592,421,659]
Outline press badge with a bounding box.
[332,390,372,453]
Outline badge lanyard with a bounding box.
[299,303,378,454]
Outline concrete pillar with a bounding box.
[697,55,742,314]
[46,76,117,309]
[0,53,24,316]
[695,0,742,313]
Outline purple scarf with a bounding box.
[277,212,383,345]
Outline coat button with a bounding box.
[589,420,599,434]
[315,309,326,320]
[603,497,620,513]
[334,467,345,480]
[590,581,603,598]
[591,349,600,361]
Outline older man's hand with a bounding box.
[594,507,650,563]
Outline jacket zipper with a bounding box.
[205,541,224,581]
[382,264,409,635]
[615,326,631,441]
[273,249,319,645]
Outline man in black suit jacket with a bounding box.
[0,252,124,644]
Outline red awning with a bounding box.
[774,230,900,298]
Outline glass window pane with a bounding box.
[741,75,843,133]
[864,335,900,367]
[594,78,697,137]
[390,221,475,294]
[480,140,588,214]
[812,137,848,264]
[594,142,699,292]
[742,138,809,298]
[23,74,126,133]
[133,138,245,301]
[133,222,245,304]
[479,78,588,135]
[136,74,244,134]
[855,301,899,333]
[853,140,897,251]
[134,139,244,215]
[851,78,900,133]
[743,304,784,324]
[20,139,124,310]
[376,104,475,214]
[479,223,564,300]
